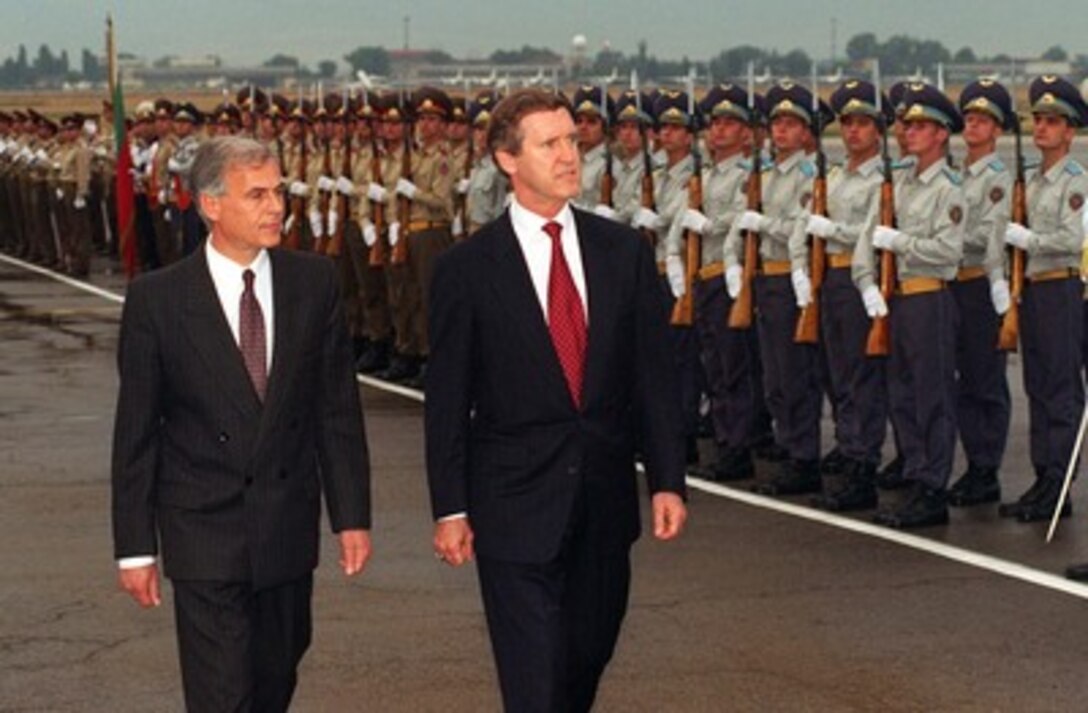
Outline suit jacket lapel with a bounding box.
[181,246,263,419]
[261,249,297,417]
[574,210,615,408]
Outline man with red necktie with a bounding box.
[425,89,688,713]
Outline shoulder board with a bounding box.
[761,162,774,173]
[890,159,913,171]
[799,160,816,179]
[942,166,963,186]
[987,157,1006,173]
[738,158,752,172]
[1065,160,1084,176]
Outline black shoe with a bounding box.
[685,437,700,465]
[752,459,821,496]
[378,355,420,383]
[875,456,908,490]
[357,340,391,374]
[1013,478,1071,523]
[692,448,754,482]
[998,478,1050,519]
[873,484,949,528]
[1065,562,1088,582]
[754,441,789,463]
[820,447,848,476]
[947,465,1001,507]
[404,362,427,390]
[352,337,370,361]
[812,462,878,512]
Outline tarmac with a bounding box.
[3,252,1088,712]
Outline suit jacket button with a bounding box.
[244,476,254,486]
[218,432,229,443]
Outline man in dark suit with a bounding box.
[111,136,371,712]
[426,89,688,713]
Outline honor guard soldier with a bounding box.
[54,114,93,276]
[570,84,613,210]
[855,83,965,528]
[943,80,1015,507]
[725,81,825,494]
[0,111,17,256]
[803,80,895,510]
[464,92,508,234]
[999,76,1088,532]
[281,98,316,250]
[681,84,772,481]
[30,111,62,270]
[167,103,206,256]
[601,89,652,226]
[87,102,117,258]
[446,95,471,238]
[150,99,178,265]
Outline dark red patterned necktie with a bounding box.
[239,269,268,401]
[542,221,586,409]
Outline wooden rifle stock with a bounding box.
[638,127,657,246]
[454,134,473,240]
[600,148,614,209]
[864,177,897,356]
[314,136,333,254]
[367,133,387,268]
[325,132,352,258]
[998,125,1028,352]
[728,132,763,330]
[391,122,412,266]
[284,131,307,251]
[794,156,828,344]
[671,153,702,327]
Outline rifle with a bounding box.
[326,110,352,258]
[454,99,473,240]
[391,91,412,266]
[599,82,614,209]
[367,120,387,268]
[795,69,828,344]
[671,145,702,326]
[284,122,307,251]
[637,108,656,246]
[315,131,333,254]
[997,107,1027,351]
[728,63,763,330]
[864,66,897,357]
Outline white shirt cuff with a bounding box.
[437,512,467,522]
[117,555,156,569]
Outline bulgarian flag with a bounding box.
[107,15,138,278]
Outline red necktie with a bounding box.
[240,269,268,401]
[543,221,587,408]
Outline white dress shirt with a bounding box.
[118,239,275,569]
[508,196,589,322]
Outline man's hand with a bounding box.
[652,492,687,541]
[434,517,474,566]
[338,529,372,576]
[118,564,162,608]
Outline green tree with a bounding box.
[343,46,390,75]
[317,60,337,78]
[1041,45,1068,61]
[263,53,300,69]
[846,33,879,61]
[953,47,977,63]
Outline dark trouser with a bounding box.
[658,275,702,438]
[172,574,313,713]
[407,227,453,356]
[1022,277,1085,482]
[694,276,769,450]
[6,179,26,255]
[1082,295,1088,385]
[951,276,1010,469]
[59,193,92,276]
[135,194,160,270]
[476,509,631,712]
[153,204,178,266]
[888,288,958,489]
[336,221,366,338]
[822,267,887,465]
[353,232,393,343]
[755,273,822,461]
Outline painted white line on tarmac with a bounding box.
[6,251,1086,599]
[686,476,1088,600]
[0,253,125,304]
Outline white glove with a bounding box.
[1005,223,1032,250]
[872,226,901,252]
[317,175,335,192]
[309,209,324,238]
[395,178,418,200]
[806,214,837,238]
[289,180,310,197]
[93,145,107,158]
[366,182,387,202]
[283,214,295,235]
[725,265,743,299]
[167,157,181,173]
[335,176,356,196]
[73,196,86,210]
[457,178,471,195]
[82,119,97,137]
[327,210,338,237]
[55,187,64,201]
[665,255,686,298]
[737,210,768,232]
[990,275,1011,315]
[34,148,48,164]
[163,208,172,223]
[593,204,617,220]
[157,189,166,205]
[452,212,464,237]
[681,208,711,235]
[388,221,401,246]
[862,285,888,318]
[633,206,663,231]
[362,222,378,247]
[791,269,812,308]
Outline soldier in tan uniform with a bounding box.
[53,114,94,276]
[281,99,316,251]
[149,99,178,265]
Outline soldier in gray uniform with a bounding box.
[596,90,649,226]
[571,85,612,210]
[998,76,1088,531]
[805,80,894,511]
[855,84,966,528]
[945,80,1015,507]
[463,92,508,234]
[725,81,824,494]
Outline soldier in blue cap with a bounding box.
[600,89,652,227]
[724,80,825,494]
[805,79,894,510]
[946,79,1015,508]
[570,85,613,210]
[855,82,966,528]
[680,84,772,481]
[463,92,508,235]
[999,76,1088,542]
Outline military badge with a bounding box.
[990,186,1005,204]
[1071,193,1084,211]
[800,192,812,208]
[949,205,963,224]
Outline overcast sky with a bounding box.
[2,0,1084,68]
